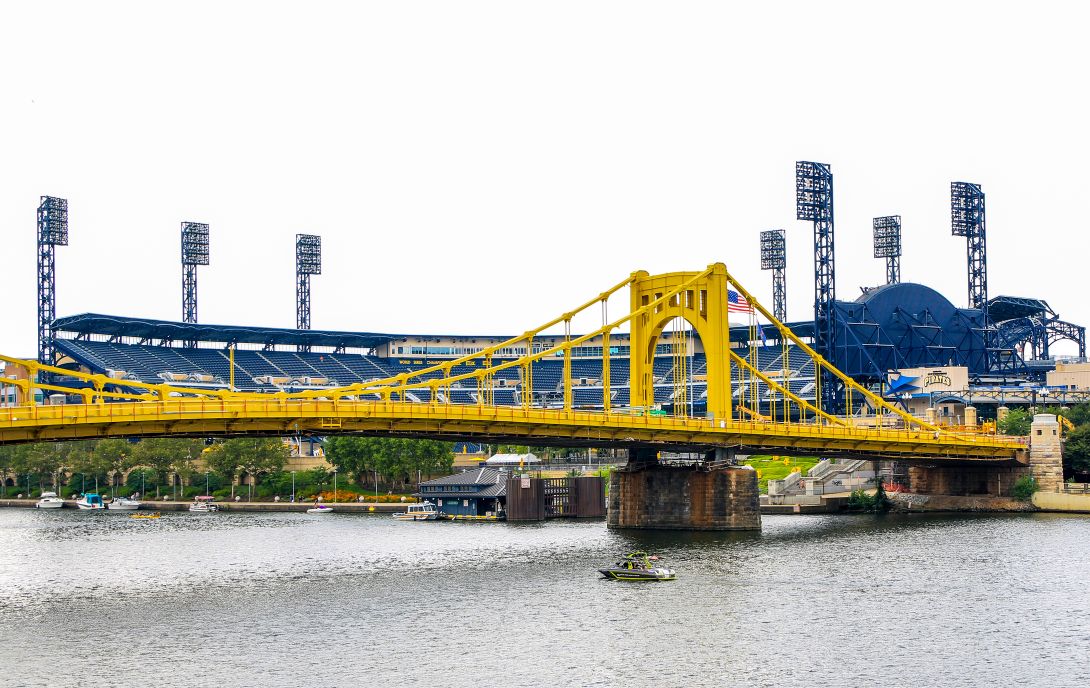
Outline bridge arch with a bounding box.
[629,264,732,421]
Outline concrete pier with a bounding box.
[607,455,760,530]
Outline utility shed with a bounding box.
[415,467,508,516]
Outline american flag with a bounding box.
[728,289,753,313]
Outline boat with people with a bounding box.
[130,512,161,520]
[76,493,107,510]
[392,501,439,521]
[598,552,677,581]
[108,496,142,511]
[306,504,334,514]
[35,491,65,509]
[189,495,218,513]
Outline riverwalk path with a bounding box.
[0,498,405,512]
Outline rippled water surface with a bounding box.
[2,508,1089,687]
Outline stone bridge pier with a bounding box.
[908,414,1064,497]
[607,448,761,530]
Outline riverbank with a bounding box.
[0,498,405,512]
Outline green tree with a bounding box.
[998,408,1032,436]
[1063,402,1090,428]
[132,438,205,498]
[92,439,135,493]
[203,438,289,499]
[1062,424,1090,476]
[0,445,27,497]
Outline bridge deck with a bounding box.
[0,400,1024,463]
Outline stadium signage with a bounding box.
[924,371,952,388]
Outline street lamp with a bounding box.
[291,471,296,503]
[205,471,210,497]
[333,470,338,503]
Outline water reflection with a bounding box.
[1,509,1089,687]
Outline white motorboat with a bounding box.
[108,497,142,511]
[392,501,439,521]
[189,496,218,512]
[35,491,64,509]
[306,505,334,514]
[76,493,106,510]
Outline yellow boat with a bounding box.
[130,512,161,519]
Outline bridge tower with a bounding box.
[628,264,732,422]
[951,182,987,312]
[796,161,837,408]
[295,234,321,353]
[873,215,901,285]
[759,229,787,321]
[180,222,209,347]
[37,196,69,376]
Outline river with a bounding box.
[1,509,1088,687]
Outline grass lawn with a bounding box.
[744,455,821,493]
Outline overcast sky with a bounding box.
[2,1,1087,356]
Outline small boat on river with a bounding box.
[35,491,64,509]
[598,552,676,581]
[76,493,107,511]
[306,505,334,514]
[108,496,142,511]
[130,512,161,520]
[189,496,218,513]
[393,501,439,521]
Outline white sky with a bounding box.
[2,1,1088,356]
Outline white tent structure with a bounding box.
[484,453,540,466]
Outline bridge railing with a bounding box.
[0,394,1025,454]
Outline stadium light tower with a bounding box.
[296,234,321,352]
[795,161,837,410]
[759,229,787,321]
[181,222,209,347]
[873,215,902,285]
[951,182,987,313]
[37,196,69,376]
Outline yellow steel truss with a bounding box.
[0,264,1025,462]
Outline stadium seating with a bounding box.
[55,339,814,410]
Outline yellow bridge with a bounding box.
[0,264,1024,463]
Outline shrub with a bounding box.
[848,490,878,510]
[1012,476,1039,501]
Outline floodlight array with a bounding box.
[296,234,322,275]
[760,229,786,270]
[872,216,902,258]
[39,196,69,246]
[181,222,210,266]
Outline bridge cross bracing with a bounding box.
[0,264,1024,463]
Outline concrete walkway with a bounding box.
[0,498,405,512]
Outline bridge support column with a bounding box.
[607,461,760,530]
[1028,413,1063,492]
[964,405,977,428]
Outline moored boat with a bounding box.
[598,552,676,581]
[306,505,334,514]
[392,501,439,521]
[76,493,106,510]
[35,491,65,509]
[189,496,218,512]
[108,496,142,511]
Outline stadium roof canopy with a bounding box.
[53,313,401,350]
[986,296,1055,323]
[51,312,819,351]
